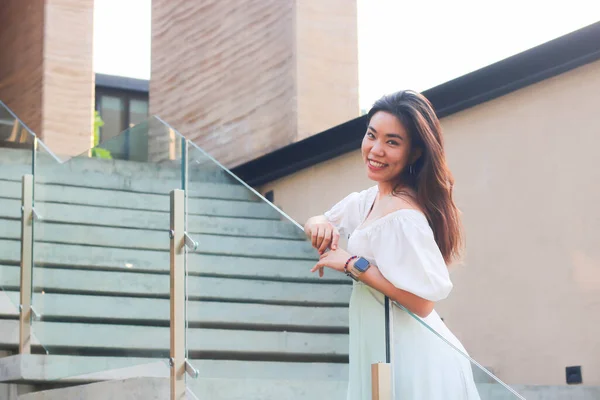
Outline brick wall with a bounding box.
[295,0,359,140]
[151,0,359,168]
[0,0,94,158]
[0,0,45,136]
[42,0,95,158]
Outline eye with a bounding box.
[366,132,375,139]
[387,140,399,146]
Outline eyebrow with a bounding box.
[368,126,404,140]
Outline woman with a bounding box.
[304,91,480,399]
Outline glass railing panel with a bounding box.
[184,140,351,399]
[0,100,36,150]
[30,117,185,380]
[391,302,525,399]
[0,100,37,352]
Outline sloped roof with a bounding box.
[233,21,600,187]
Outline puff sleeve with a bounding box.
[368,214,453,302]
[323,192,362,237]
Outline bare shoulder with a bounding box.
[389,191,424,213]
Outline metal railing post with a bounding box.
[170,189,186,400]
[19,174,34,354]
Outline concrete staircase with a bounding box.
[0,148,350,399]
[2,153,600,399]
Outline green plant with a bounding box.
[91,111,112,159]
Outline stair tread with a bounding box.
[0,354,348,383]
[15,376,348,400]
[0,235,317,265]
[0,148,236,186]
[0,211,304,240]
[0,248,348,282]
[0,192,281,220]
[0,265,350,304]
[0,291,349,329]
[0,320,349,357]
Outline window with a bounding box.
[95,88,149,160]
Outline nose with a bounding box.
[370,141,385,156]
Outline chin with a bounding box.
[365,169,384,182]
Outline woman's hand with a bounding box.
[310,248,352,275]
[304,216,340,254]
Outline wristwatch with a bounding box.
[346,256,371,280]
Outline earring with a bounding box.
[409,164,414,175]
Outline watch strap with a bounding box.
[344,255,359,281]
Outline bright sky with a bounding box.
[93,0,600,110]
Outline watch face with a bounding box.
[354,257,370,272]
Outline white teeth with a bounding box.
[369,160,386,168]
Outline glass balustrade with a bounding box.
[389,301,526,399]
[29,117,185,381]
[0,100,37,354]
[183,140,350,399]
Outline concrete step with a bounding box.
[0,219,314,259]
[0,243,346,282]
[0,291,348,331]
[8,359,600,400]
[0,240,344,285]
[0,320,349,359]
[0,265,351,305]
[16,376,348,400]
[0,354,347,383]
[0,148,235,184]
[0,191,281,221]
[0,173,257,202]
[0,213,304,240]
[0,219,309,254]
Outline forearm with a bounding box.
[358,264,434,318]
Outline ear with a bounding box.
[410,147,423,164]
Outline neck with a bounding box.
[377,182,395,197]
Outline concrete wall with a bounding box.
[0,0,94,157]
[150,0,358,167]
[260,59,600,385]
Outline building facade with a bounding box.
[240,24,600,386]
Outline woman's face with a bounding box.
[361,111,416,184]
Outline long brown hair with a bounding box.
[367,90,464,264]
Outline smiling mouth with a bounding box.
[368,159,387,168]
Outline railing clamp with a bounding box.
[184,233,198,251]
[19,304,41,320]
[185,359,199,378]
[30,306,41,320]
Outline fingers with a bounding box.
[331,230,340,250]
[310,226,320,249]
[310,224,336,254]
[314,227,325,250]
[310,261,322,273]
[310,265,324,277]
[318,227,332,254]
